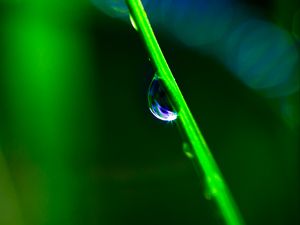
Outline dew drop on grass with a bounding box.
[129,14,138,31]
[182,142,194,159]
[204,174,223,200]
[148,76,178,121]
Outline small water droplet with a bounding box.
[148,76,177,121]
[183,142,194,159]
[204,174,222,200]
[129,14,138,31]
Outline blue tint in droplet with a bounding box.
[148,77,177,121]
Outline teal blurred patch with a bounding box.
[224,19,299,97]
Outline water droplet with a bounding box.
[183,142,194,159]
[148,76,177,121]
[129,14,138,31]
[204,174,222,200]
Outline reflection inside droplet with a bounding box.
[148,76,178,121]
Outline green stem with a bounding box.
[125,1,245,225]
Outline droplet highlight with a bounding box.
[148,77,177,121]
[129,14,138,31]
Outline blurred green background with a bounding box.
[0,0,299,225]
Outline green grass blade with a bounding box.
[125,1,245,225]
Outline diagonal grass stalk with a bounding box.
[125,0,245,225]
